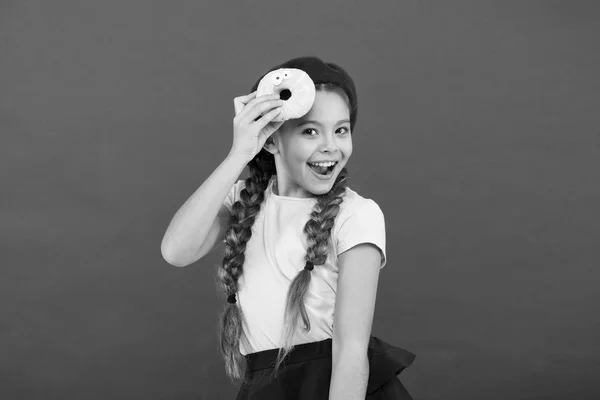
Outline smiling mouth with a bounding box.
[307,162,337,176]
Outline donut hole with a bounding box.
[279,89,292,101]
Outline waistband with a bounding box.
[244,338,333,372]
[242,336,416,395]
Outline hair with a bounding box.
[217,82,354,386]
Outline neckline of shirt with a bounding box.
[267,176,317,202]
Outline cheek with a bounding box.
[288,142,311,160]
[342,140,353,157]
[287,149,309,166]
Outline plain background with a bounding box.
[2,1,599,399]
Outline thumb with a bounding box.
[260,117,284,135]
[259,125,281,147]
[264,120,284,139]
[271,120,285,131]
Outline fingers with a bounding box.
[241,99,283,125]
[257,118,285,147]
[252,107,283,131]
[235,94,281,122]
[237,93,279,119]
[233,91,256,115]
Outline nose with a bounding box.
[320,132,339,153]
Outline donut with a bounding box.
[256,68,316,122]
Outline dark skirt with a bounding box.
[236,336,416,400]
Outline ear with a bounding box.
[262,132,280,155]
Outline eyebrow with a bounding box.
[296,119,350,127]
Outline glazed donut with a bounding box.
[256,68,316,122]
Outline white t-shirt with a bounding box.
[222,175,387,355]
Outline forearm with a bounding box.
[161,151,248,266]
[329,345,369,400]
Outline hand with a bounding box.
[230,91,284,162]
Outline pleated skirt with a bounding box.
[236,336,416,400]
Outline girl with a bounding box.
[161,56,415,399]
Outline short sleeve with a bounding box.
[223,179,246,213]
[336,198,387,269]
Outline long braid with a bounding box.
[217,151,275,385]
[270,168,349,379]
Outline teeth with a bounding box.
[308,161,336,167]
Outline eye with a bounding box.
[282,71,291,80]
[271,72,283,85]
[302,127,350,136]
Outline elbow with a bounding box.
[161,240,189,268]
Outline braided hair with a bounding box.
[217,57,358,386]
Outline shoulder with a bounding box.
[335,187,386,242]
[334,186,387,268]
[338,186,385,223]
[223,179,247,212]
[233,179,247,191]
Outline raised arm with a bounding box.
[160,152,247,267]
[161,91,283,267]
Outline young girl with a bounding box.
[161,56,415,399]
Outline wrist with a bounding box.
[225,151,251,169]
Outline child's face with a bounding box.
[268,90,353,198]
